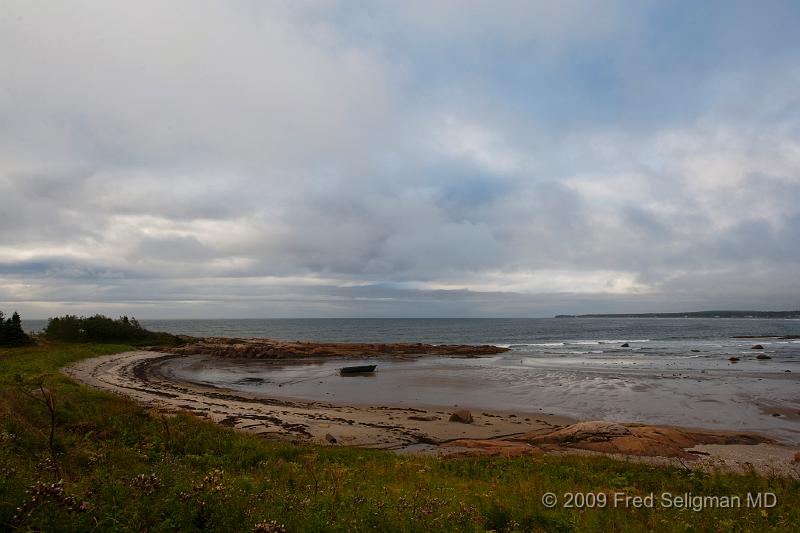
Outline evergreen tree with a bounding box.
[0,310,32,346]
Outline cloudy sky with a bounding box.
[2,1,799,318]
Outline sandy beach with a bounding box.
[63,347,800,477]
[64,350,567,448]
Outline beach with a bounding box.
[63,339,800,477]
[64,349,566,450]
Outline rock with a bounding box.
[751,344,764,350]
[691,349,701,353]
[756,353,771,360]
[449,409,474,424]
[729,357,740,362]
[443,439,536,457]
[324,433,337,443]
[519,420,770,457]
[408,415,438,422]
[620,343,630,348]
[529,421,633,443]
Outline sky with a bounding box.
[1,1,799,318]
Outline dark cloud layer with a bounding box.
[1,1,799,317]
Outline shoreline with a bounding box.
[63,350,800,477]
[158,341,800,445]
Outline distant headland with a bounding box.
[555,310,800,319]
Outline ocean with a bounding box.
[22,316,795,343]
[23,316,800,363]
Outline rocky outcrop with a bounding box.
[441,421,772,459]
[443,439,536,457]
[151,337,509,359]
[515,421,769,457]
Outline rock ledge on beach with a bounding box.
[442,421,772,459]
[154,337,509,359]
[516,421,770,457]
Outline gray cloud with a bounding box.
[1,1,799,317]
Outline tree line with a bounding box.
[44,314,186,345]
[0,311,186,346]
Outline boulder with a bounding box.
[751,344,764,350]
[620,343,630,348]
[729,357,740,362]
[449,409,474,424]
[756,353,771,360]
[324,433,337,443]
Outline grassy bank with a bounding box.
[1,344,798,532]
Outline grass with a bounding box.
[1,343,798,532]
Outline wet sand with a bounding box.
[164,351,800,444]
[63,350,800,477]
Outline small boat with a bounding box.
[339,364,377,375]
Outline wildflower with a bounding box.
[131,473,162,495]
[253,519,286,533]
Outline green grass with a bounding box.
[1,343,798,532]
